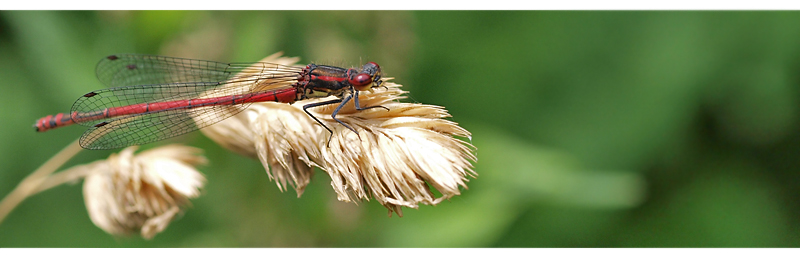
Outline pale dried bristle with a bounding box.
[201,53,477,216]
[82,145,207,239]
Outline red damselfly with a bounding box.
[34,54,388,150]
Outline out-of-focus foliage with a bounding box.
[1,11,800,247]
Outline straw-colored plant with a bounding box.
[0,143,206,239]
[201,53,476,215]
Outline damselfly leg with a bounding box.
[303,87,390,146]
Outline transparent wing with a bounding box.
[95,54,302,87]
[79,104,243,150]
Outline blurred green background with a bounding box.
[1,11,800,247]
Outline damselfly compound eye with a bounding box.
[350,73,373,86]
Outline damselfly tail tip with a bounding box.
[33,116,49,132]
[33,113,76,133]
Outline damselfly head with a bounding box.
[348,62,382,91]
[350,61,383,91]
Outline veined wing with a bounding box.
[78,102,244,150]
[95,54,303,88]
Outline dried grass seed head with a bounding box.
[83,145,207,239]
[201,53,477,216]
[313,82,477,215]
